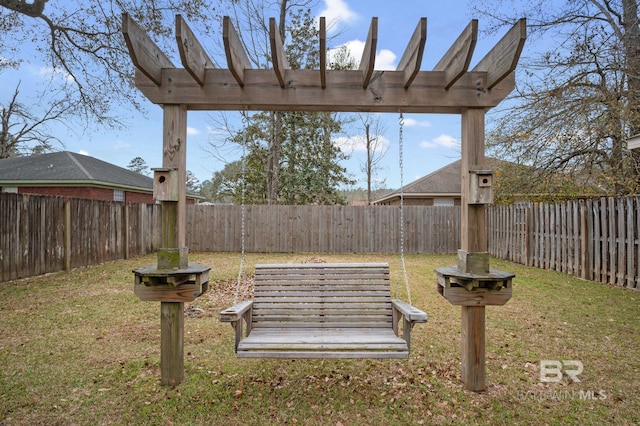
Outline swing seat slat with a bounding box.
[219,263,427,359]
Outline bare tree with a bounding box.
[0,82,72,158]
[0,0,221,126]
[475,0,640,196]
[357,114,388,205]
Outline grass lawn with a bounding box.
[1,252,639,425]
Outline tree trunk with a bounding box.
[623,0,640,135]
[267,111,282,205]
[365,123,372,205]
[265,0,289,205]
[622,0,640,192]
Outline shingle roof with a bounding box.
[0,151,153,190]
[400,159,463,195]
[374,157,505,204]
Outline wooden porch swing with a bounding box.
[220,262,427,358]
[219,112,427,359]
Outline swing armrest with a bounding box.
[220,300,253,352]
[219,300,253,323]
[392,300,428,323]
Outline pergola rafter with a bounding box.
[122,13,526,392]
[122,14,526,113]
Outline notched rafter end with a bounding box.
[472,18,526,90]
[122,13,174,86]
[270,17,290,88]
[176,14,215,86]
[223,16,252,87]
[320,17,327,89]
[434,19,478,90]
[396,18,427,89]
[359,17,378,89]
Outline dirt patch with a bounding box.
[202,274,255,309]
[200,256,326,310]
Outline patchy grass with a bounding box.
[1,253,638,425]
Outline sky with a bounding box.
[1,0,525,191]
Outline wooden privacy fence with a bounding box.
[488,197,640,290]
[0,193,161,283]
[5,192,640,290]
[187,204,460,254]
[1,194,459,282]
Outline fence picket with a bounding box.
[626,197,635,288]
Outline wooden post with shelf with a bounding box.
[435,108,515,391]
[130,102,211,386]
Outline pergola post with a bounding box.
[159,104,187,386]
[460,108,489,391]
[132,104,211,387]
[435,108,515,392]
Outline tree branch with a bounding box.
[1,0,47,17]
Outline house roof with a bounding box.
[0,151,154,192]
[374,158,504,204]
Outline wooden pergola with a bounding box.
[123,14,526,391]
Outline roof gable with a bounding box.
[0,151,153,190]
[375,157,506,203]
[402,159,462,194]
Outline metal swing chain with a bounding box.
[234,114,248,304]
[398,113,413,306]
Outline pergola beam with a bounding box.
[176,15,214,86]
[359,17,378,89]
[134,68,515,112]
[473,18,526,89]
[270,18,290,88]
[396,18,427,89]
[223,16,252,87]
[122,13,174,85]
[434,20,477,89]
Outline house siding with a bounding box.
[14,186,197,203]
[380,197,462,207]
[19,186,113,200]
[125,191,155,204]
[17,186,156,203]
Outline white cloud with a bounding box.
[38,66,74,83]
[331,40,396,70]
[320,0,358,33]
[78,150,89,156]
[420,134,460,149]
[374,49,396,71]
[403,117,431,128]
[206,126,227,136]
[334,134,389,152]
[113,140,131,150]
[187,126,200,136]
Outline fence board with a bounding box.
[183,205,461,255]
[626,197,635,288]
[488,197,640,290]
[637,197,640,289]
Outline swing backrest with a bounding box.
[251,263,393,329]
